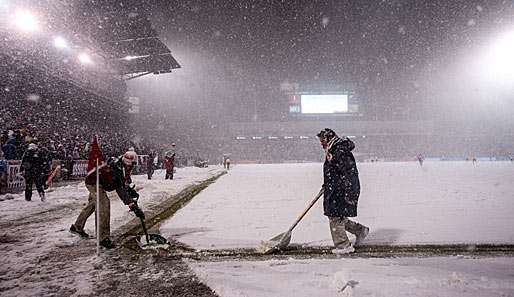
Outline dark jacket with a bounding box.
[2,141,16,160]
[164,154,175,171]
[322,137,360,218]
[146,154,155,170]
[21,149,49,176]
[85,158,133,205]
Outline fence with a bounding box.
[3,155,150,193]
[6,160,24,192]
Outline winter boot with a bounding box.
[100,238,116,249]
[40,192,46,202]
[70,224,90,239]
[332,244,355,255]
[354,226,369,247]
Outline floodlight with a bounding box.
[78,53,93,64]
[122,55,149,61]
[13,9,39,32]
[53,36,68,49]
[483,30,514,82]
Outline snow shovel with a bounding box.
[259,188,324,254]
[136,216,169,248]
[129,190,168,248]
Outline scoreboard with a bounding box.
[288,92,360,116]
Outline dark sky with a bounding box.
[126,0,514,122]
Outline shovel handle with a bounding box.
[286,188,324,233]
[140,217,150,244]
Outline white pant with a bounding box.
[328,216,366,248]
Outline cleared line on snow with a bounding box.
[178,244,514,261]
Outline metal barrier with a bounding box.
[7,160,24,192]
[134,155,149,175]
[72,160,88,177]
[4,155,150,193]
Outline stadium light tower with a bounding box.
[12,9,39,32]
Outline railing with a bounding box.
[3,155,150,193]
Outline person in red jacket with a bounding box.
[164,152,175,180]
[69,151,144,249]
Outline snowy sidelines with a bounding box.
[0,166,225,297]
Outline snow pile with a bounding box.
[448,271,467,286]
[332,270,358,296]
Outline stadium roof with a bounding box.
[76,1,181,77]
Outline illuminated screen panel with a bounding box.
[300,94,348,113]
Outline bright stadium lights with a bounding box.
[78,53,93,65]
[483,30,514,83]
[121,54,149,61]
[12,9,39,32]
[53,36,68,49]
[123,55,137,61]
[0,0,10,11]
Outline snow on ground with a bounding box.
[161,161,514,249]
[188,257,514,297]
[1,167,223,233]
[2,162,513,296]
[163,161,514,297]
[0,166,224,296]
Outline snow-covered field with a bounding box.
[189,256,514,297]
[1,166,224,229]
[0,167,224,296]
[160,161,514,249]
[2,162,513,297]
[162,162,514,297]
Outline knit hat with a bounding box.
[316,128,337,141]
[122,151,137,166]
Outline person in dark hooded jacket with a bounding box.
[317,128,369,254]
[20,143,49,202]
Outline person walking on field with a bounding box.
[317,128,369,254]
[225,158,231,170]
[164,152,175,180]
[416,153,424,166]
[146,151,155,180]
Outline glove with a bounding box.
[129,203,145,219]
[127,185,139,200]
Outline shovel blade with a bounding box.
[137,233,170,249]
[258,231,292,254]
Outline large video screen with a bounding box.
[300,94,348,114]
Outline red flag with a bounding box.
[87,136,104,173]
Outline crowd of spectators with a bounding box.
[1,97,136,160]
[0,54,142,162]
